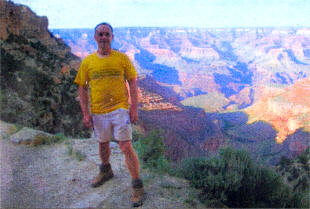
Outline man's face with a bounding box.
[94,25,113,49]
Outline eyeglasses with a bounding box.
[97,32,112,37]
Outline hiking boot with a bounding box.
[91,164,114,188]
[131,178,145,207]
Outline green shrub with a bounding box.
[293,191,310,208]
[31,133,67,146]
[66,142,86,161]
[67,144,73,155]
[75,150,86,161]
[133,129,170,173]
[180,147,300,208]
[132,129,144,142]
[276,146,310,208]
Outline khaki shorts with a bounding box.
[92,108,132,142]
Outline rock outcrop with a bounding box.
[0,0,88,137]
[245,77,310,143]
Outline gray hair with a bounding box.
[94,22,113,33]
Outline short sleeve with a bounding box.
[123,54,137,81]
[74,59,89,87]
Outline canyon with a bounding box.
[1,0,309,164]
[52,25,310,163]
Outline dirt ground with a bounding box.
[0,121,204,208]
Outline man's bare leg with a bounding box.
[99,141,110,164]
[118,141,139,180]
[91,141,113,187]
[119,140,144,207]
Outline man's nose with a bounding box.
[101,35,110,39]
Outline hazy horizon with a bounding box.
[51,25,310,30]
[11,0,310,29]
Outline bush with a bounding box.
[133,129,170,173]
[276,146,310,208]
[31,133,68,146]
[180,147,300,208]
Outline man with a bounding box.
[74,22,144,207]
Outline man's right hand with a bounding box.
[78,86,92,129]
[83,114,92,129]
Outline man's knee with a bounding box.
[99,141,110,149]
[119,141,133,153]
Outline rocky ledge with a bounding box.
[0,120,205,208]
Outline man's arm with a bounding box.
[78,85,92,128]
[128,77,138,123]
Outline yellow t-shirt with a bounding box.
[74,50,137,114]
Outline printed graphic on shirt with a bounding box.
[90,69,122,80]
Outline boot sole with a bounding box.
[132,192,146,208]
[91,173,114,188]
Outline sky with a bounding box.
[11,0,310,29]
